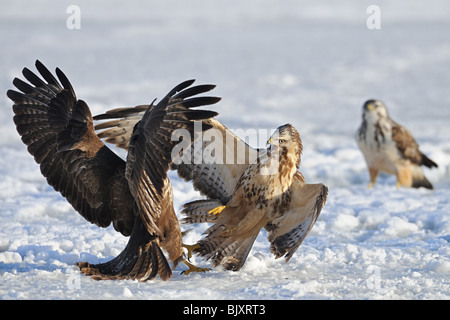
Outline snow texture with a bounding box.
[0,0,449,300]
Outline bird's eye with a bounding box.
[279,139,286,143]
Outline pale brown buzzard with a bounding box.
[355,99,438,189]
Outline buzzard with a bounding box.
[94,111,328,272]
[180,123,328,271]
[355,99,438,189]
[7,60,219,280]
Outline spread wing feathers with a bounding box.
[94,104,261,204]
[266,183,328,262]
[172,118,263,203]
[94,105,147,149]
[122,80,220,236]
[9,61,220,281]
[8,60,135,236]
[79,78,220,281]
[93,84,219,150]
[391,122,438,168]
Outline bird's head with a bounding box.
[267,124,302,168]
[362,99,389,122]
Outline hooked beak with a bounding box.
[266,140,278,157]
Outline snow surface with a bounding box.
[1,0,449,300]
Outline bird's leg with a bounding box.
[182,243,200,260]
[368,167,379,189]
[208,205,226,216]
[222,225,237,237]
[181,259,211,275]
[396,166,412,189]
[77,261,100,275]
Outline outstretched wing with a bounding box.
[8,60,135,236]
[83,81,220,280]
[266,175,328,262]
[172,118,264,203]
[94,104,148,149]
[93,84,219,150]
[124,80,220,236]
[8,61,220,281]
[391,121,438,168]
[95,110,262,204]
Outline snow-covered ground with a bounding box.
[1,0,449,300]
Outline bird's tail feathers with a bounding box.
[78,218,173,281]
[411,166,434,190]
[412,175,434,190]
[195,228,258,272]
[421,153,438,169]
[181,199,223,224]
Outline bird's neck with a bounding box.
[276,152,297,192]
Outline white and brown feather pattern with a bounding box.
[171,118,261,203]
[94,111,261,204]
[267,184,327,261]
[181,199,222,224]
[356,99,437,189]
[174,150,235,204]
[183,124,327,271]
[267,216,314,260]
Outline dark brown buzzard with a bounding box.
[7,60,219,280]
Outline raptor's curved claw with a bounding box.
[182,243,200,261]
[181,259,211,275]
[208,205,226,216]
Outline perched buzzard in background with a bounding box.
[7,60,219,280]
[355,99,438,189]
[95,111,327,272]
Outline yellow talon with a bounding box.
[181,259,211,275]
[208,205,226,216]
[182,243,200,260]
[367,182,374,189]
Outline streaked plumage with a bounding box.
[8,60,219,281]
[182,123,327,271]
[94,111,327,272]
[355,99,438,189]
